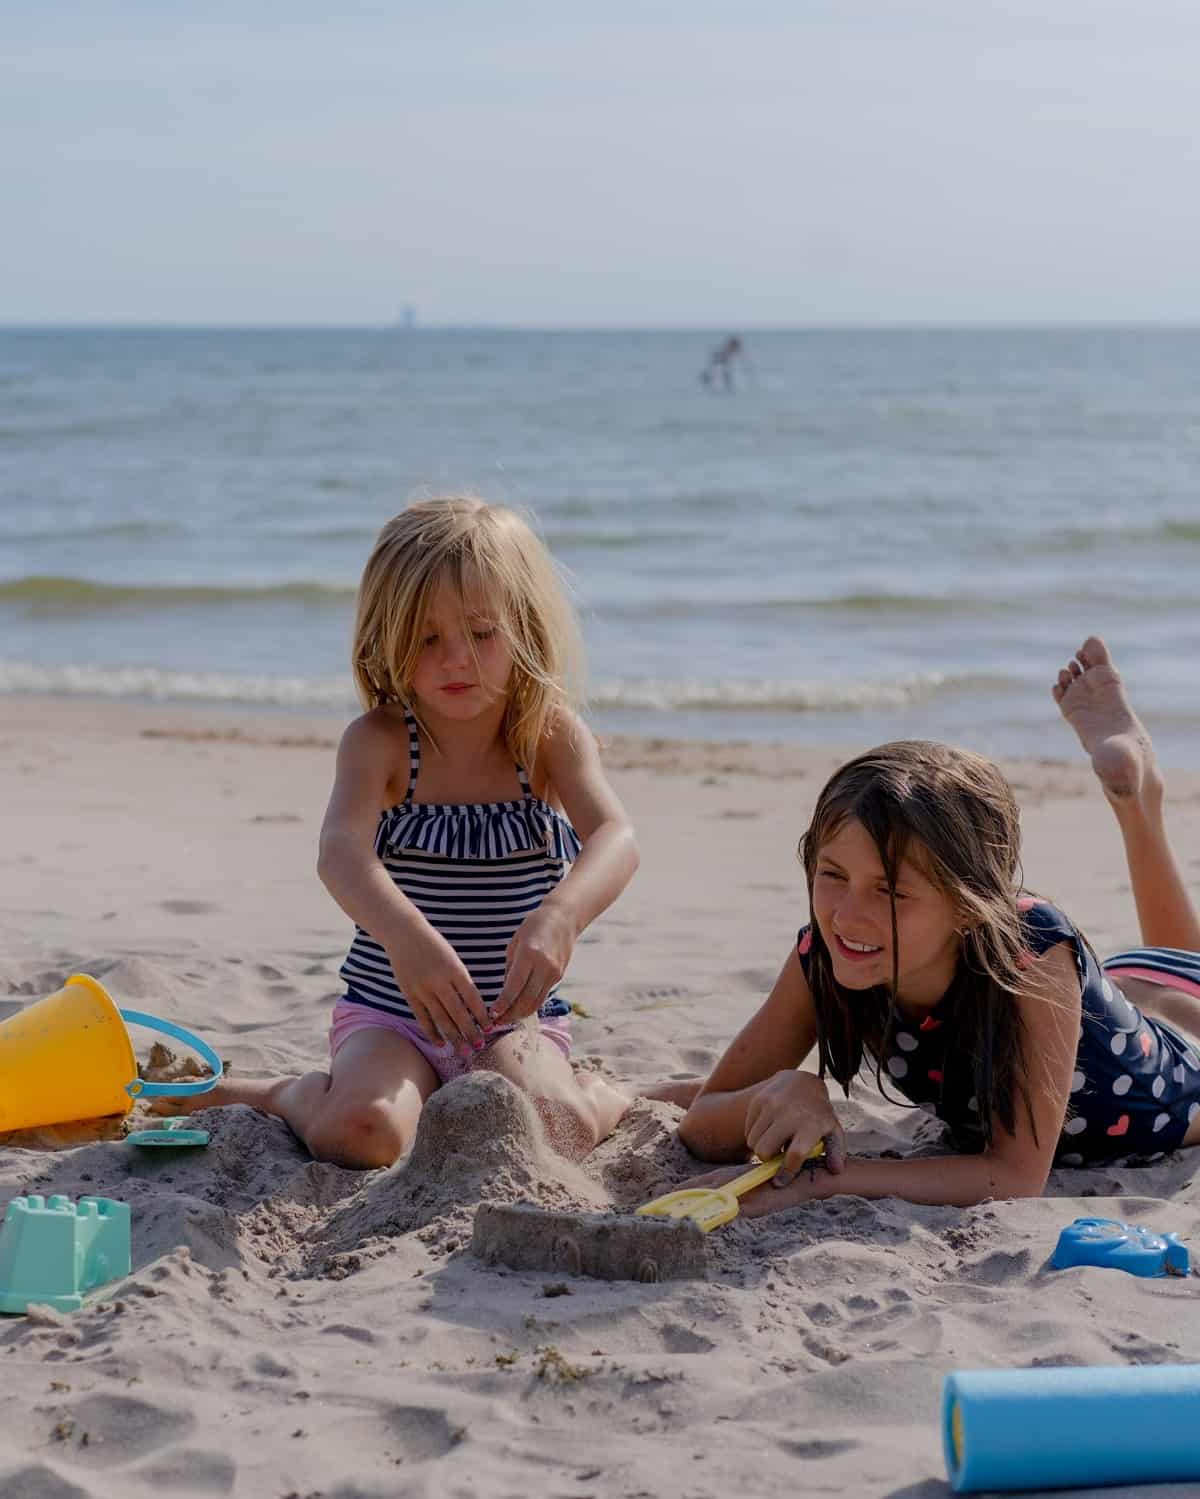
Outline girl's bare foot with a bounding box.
[1053,636,1160,802]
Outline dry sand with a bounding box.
[2,695,1199,1499]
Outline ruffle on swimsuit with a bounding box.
[374,795,581,864]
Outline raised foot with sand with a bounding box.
[1054,635,1159,801]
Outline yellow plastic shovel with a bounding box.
[636,1144,826,1233]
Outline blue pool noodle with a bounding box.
[943,1365,1200,1493]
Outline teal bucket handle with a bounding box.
[118,1010,224,1099]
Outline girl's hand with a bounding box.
[385,927,490,1053]
[744,1070,847,1186]
[491,904,577,1023]
[674,1161,833,1217]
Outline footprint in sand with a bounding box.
[158,900,219,917]
[626,984,690,1010]
[777,1437,861,1460]
[130,1448,238,1492]
[656,1322,717,1354]
[48,1393,193,1470]
[733,967,777,991]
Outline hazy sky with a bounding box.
[6,3,1200,326]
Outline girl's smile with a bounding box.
[832,932,884,963]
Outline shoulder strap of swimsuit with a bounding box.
[515,759,534,801]
[402,708,421,805]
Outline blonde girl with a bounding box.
[167,497,637,1167]
[679,638,1200,1211]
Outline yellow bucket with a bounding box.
[0,974,222,1132]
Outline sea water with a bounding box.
[3,327,1199,762]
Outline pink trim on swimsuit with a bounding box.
[1102,965,1200,999]
[327,997,572,1085]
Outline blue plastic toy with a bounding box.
[944,1365,1200,1492]
[0,1195,131,1314]
[127,1122,210,1148]
[1052,1216,1190,1278]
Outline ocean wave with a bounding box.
[542,526,705,551]
[0,661,963,714]
[604,591,1002,620]
[0,519,190,544]
[589,673,954,712]
[993,518,1200,553]
[0,573,1006,620]
[0,575,356,611]
[0,660,357,708]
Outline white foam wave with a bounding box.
[0,661,952,715]
[589,674,949,713]
[0,660,358,709]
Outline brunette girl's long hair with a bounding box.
[800,740,1041,1147]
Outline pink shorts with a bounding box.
[328,996,572,1085]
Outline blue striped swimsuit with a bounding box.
[339,711,580,1022]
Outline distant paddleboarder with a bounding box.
[700,335,746,390]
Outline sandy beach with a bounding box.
[2,694,1199,1499]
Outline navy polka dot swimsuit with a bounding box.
[797,899,1200,1165]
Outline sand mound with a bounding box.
[315,1074,611,1264]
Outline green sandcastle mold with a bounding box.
[0,1194,131,1314]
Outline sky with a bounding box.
[5,2,1200,327]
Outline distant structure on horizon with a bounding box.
[396,305,417,330]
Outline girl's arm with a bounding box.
[317,713,490,1048]
[678,947,846,1178]
[493,712,640,1020]
[732,941,1083,1211]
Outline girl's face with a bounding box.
[410,574,514,721]
[810,817,963,1012]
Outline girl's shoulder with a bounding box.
[528,706,594,795]
[1017,896,1083,956]
[336,707,415,794]
[536,705,590,757]
[339,704,412,756]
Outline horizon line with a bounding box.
[4,319,1200,335]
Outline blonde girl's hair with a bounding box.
[799,740,1042,1148]
[351,496,585,769]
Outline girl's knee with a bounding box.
[306,1099,413,1169]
